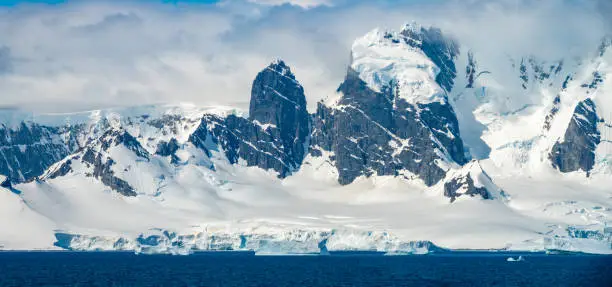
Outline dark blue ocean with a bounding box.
[0,252,610,287]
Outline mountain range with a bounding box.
[0,23,610,254]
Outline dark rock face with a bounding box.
[190,114,299,177]
[528,58,560,82]
[443,173,491,203]
[156,138,180,157]
[189,58,463,186]
[83,149,137,197]
[543,95,561,131]
[312,68,402,185]
[597,36,611,57]
[543,71,573,132]
[0,123,76,183]
[402,26,459,92]
[550,99,601,175]
[47,129,147,197]
[249,60,310,170]
[311,67,466,186]
[418,102,467,165]
[78,129,149,197]
[519,59,529,89]
[465,51,477,88]
[581,71,604,91]
[46,159,73,180]
[102,130,150,161]
[189,61,310,177]
[515,57,564,90]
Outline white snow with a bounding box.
[350,28,446,104]
[0,187,57,250]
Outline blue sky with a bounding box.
[0,0,222,5]
[0,0,63,4]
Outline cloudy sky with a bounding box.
[0,0,609,113]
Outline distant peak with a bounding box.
[400,22,448,46]
[400,21,423,34]
[267,58,295,80]
[271,58,286,66]
[357,22,449,50]
[351,22,459,92]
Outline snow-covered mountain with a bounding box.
[0,23,610,254]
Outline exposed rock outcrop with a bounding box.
[311,67,465,186]
[443,161,502,203]
[550,99,601,175]
[249,59,310,169]
[0,123,77,183]
[189,60,310,177]
[43,128,148,197]
[401,24,459,92]
[310,25,467,186]
[155,138,179,157]
[0,174,11,189]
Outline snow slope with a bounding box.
[350,28,446,104]
[6,152,610,254]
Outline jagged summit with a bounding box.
[250,59,310,171]
[310,24,467,186]
[267,59,296,80]
[350,23,459,106]
[401,21,422,35]
[400,23,459,92]
[249,59,308,123]
[189,59,310,178]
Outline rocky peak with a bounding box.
[309,24,468,186]
[267,59,295,79]
[249,59,306,125]
[189,60,310,178]
[0,122,75,183]
[248,59,310,169]
[351,23,459,95]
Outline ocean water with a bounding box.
[0,252,610,287]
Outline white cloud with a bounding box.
[245,0,333,9]
[0,0,608,113]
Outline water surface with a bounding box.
[0,252,610,286]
